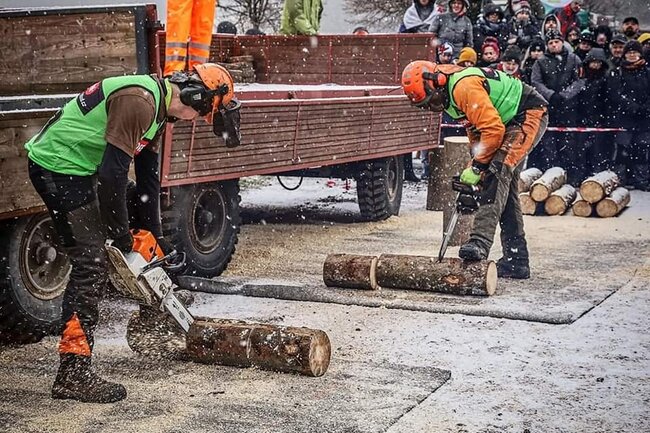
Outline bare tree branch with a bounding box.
[218,0,283,33]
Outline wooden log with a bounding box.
[544,184,577,216]
[530,167,567,202]
[323,253,378,290]
[595,187,630,218]
[518,167,543,192]
[572,193,594,217]
[580,170,620,204]
[425,146,445,211]
[519,192,539,215]
[439,136,474,246]
[376,254,497,296]
[186,318,331,377]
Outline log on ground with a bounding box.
[518,167,543,192]
[595,187,630,218]
[580,170,620,204]
[544,184,577,215]
[572,193,594,217]
[126,307,188,360]
[186,318,331,377]
[323,253,378,290]
[376,254,497,296]
[530,167,567,202]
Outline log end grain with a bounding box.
[544,195,566,215]
[530,184,549,202]
[323,253,378,290]
[520,192,538,215]
[572,200,593,217]
[579,180,604,204]
[485,261,497,296]
[308,330,331,377]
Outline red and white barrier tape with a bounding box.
[441,124,625,133]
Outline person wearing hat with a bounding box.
[608,40,650,190]
[399,0,441,34]
[24,64,239,403]
[530,29,585,184]
[520,37,545,84]
[622,17,640,41]
[473,3,509,52]
[504,0,545,23]
[478,36,500,67]
[497,45,523,79]
[577,48,611,178]
[553,0,583,38]
[609,34,627,68]
[574,30,594,61]
[457,47,477,66]
[507,1,540,50]
[401,60,548,278]
[594,24,613,54]
[429,0,474,55]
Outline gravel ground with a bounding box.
[1,172,649,433]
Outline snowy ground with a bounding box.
[1,163,649,432]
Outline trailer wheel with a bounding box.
[162,181,241,277]
[356,156,404,221]
[0,213,69,344]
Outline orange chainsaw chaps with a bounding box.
[131,229,164,262]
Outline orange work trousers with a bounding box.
[164,0,217,76]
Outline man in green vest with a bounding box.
[25,63,235,403]
[401,61,548,279]
[280,0,323,36]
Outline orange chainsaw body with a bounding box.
[131,229,164,262]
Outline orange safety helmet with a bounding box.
[173,63,235,123]
[401,60,448,109]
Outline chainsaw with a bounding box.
[106,229,194,332]
[437,177,480,262]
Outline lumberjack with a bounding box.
[401,62,549,279]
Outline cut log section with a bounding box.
[544,184,576,216]
[376,254,497,296]
[595,187,630,218]
[323,253,378,290]
[530,167,567,202]
[518,167,543,192]
[580,170,620,204]
[186,318,331,377]
[572,193,594,217]
[520,192,541,215]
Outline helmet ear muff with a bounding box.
[422,71,447,88]
[178,82,231,116]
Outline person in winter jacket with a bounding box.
[553,0,582,38]
[574,30,594,61]
[437,41,455,64]
[639,33,650,63]
[473,3,509,52]
[477,36,500,67]
[457,47,477,66]
[280,0,323,35]
[504,0,544,23]
[520,37,545,84]
[540,14,561,41]
[497,45,523,79]
[566,25,581,49]
[429,0,473,55]
[529,29,585,184]
[608,40,650,190]
[594,25,612,54]
[399,0,440,33]
[507,1,540,51]
[609,34,626,69]
[577,48,611,173]
[621,17,640,41]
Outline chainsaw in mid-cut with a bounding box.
[106,229,194,332]
[437,176,481,262]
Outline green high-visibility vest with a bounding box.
[25,75,167,176]
[445,67,523,125]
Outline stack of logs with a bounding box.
[519,167,576,216]
[518,168,630,217]
[573,171,630,218]
[218,55,256,83]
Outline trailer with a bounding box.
[0,5,440,342]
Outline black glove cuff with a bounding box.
[472,160,490,172]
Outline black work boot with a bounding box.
[458,240,488,261]
[497,235,530,279]
[52,354,127,403]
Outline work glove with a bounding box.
[157,238,177,256]
[113,231,134,255]
[460,166,482,186]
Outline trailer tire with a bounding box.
[356,156,404,221]
[0,214,69,345]
[162,181,241,278]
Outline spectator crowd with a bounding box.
[398,0,650,190]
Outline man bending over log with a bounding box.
[401,62,548,279]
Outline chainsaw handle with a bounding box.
[140,251,186,273]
